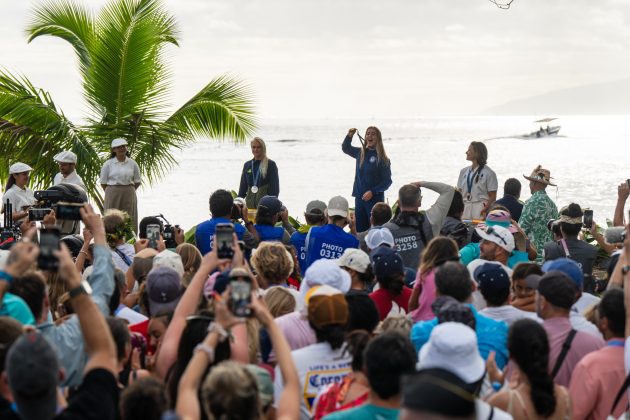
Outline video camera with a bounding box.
[1,200,21,249]
[151,214,180,249]
[31,184,88,221]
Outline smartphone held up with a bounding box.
[228,268,253,317]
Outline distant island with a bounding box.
[483,77,630,115]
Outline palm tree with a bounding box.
[0,0,256,208]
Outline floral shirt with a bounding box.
[519,190,558,263]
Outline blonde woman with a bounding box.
[250,241,294,289]
[343,127,392,232]
[175,243,202,287]
[238,137,279,209]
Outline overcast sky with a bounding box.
[1,0,629,120]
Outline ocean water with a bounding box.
[137,116,629,229]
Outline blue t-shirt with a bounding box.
[460,242,529,269]
[494,195,524,222]
[323,404,399,420]
[195,217,246,256]
[305,224,359,270]
[0,292,36,326]
[290,230,309,276]
[410,304,509,369]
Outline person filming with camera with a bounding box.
[1,162,36,223]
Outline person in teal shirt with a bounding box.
[323,331,416,420]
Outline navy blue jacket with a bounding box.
[342,135,392,198]
[494,195,523,222]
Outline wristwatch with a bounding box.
[68,284,88,299]
[622,265,630,275]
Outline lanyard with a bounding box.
[466,166,482,194]
[251,160,260,187]
[608,339,625,347]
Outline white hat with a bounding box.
[8,162,33,174]
[418,322,485,384]
[327,196,349,218]
[53,151,77,164]
[111,138,128,148]
[337,248,370,273]
[475,225,515,253]
[365,227,395,250]
[153,250,184,279]
[299,258,351,303]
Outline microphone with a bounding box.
[604,227,626,244]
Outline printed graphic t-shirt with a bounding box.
[274,342,352,420]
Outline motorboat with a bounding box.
[526,118,561,138]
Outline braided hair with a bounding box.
[508,319,556,417]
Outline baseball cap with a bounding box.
[542,258,583,289]
[477,209,518,233]
[305,200,327,216]
[337,248,370,273]
[6,332,59,420]
[306,285,349,329]
[146,266,182,315]
[299,259,351,302]
[327,196,349,218]
[475,225,515,253]
[245,365,274,407]
[111,138,128,148]
[153,250,185,279]
[53,150,77,164]
[365,226,395,250]
[258,195,283,215]
[418,322,485,384]
[473,263,510,294]
[536,271,578,310]
[8,162,33,174]
[371,246,404,278]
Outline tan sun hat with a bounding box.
[523,165,556,186]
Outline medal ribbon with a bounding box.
[251,159,260,189]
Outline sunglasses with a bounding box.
[485,226,508,246]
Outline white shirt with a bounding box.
[99,157,141,186]
[1,184,36,217]
[480,305,541,326]
[569,310,603,338]
[110,243,135,273]
[54,170,86,191]
[274,342,351,420]
[457,165,498,220]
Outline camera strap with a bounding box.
[551,329,577,379]
[114,248,133,267]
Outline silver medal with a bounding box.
[251,186,259,193]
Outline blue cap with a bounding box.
[473,263,510,293]
[371,247,405,278]
[257,195,283,215]
[542,258,583,288]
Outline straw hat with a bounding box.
[523,165,556,186]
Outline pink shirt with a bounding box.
[275,311,316,351]
[543,317,605,387]
[569,341,627,420]
[410,269,437,322]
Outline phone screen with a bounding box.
[215,224,234,259]
[230,280,252,317]
[38,229,60,270]
[146,224,161,249]
[583,210,593,229]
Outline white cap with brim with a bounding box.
[474,225,515,253]
[9,162,33,174]
[111,138,128,148]
[327,196,349,218]
[299,259,351,308]
[365,227,395,250]
[418,322,485,384]
[53,151,77,164]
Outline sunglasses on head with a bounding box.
[485,226,508,246]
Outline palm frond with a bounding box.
[85,0,179,126]
[0,70,104,207]
[167,75,257,142]
[26,0,94,72]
